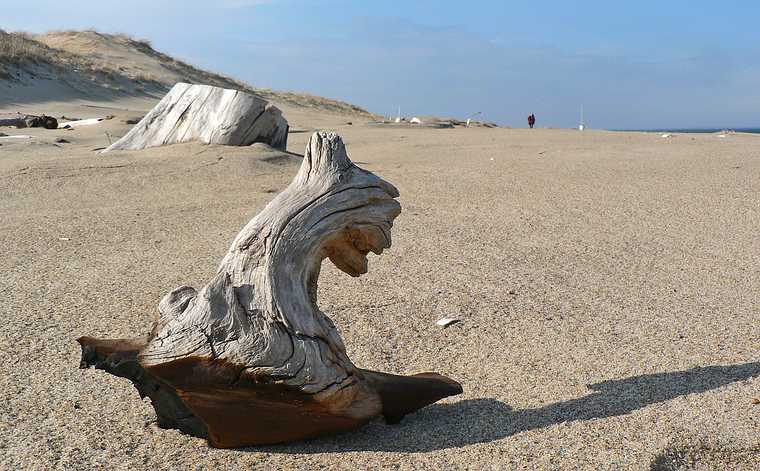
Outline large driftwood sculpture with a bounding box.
[103,83,288,152]
[79,131,462,448]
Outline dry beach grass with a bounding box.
[0,94,758,469]
[0,30,370,115]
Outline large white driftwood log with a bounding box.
[79,131,462,448]
[103,83,288,152]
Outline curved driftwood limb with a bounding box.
[79,131,462,447]
[103,83,288,152]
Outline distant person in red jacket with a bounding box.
[528,114,536,129]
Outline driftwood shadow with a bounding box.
[263,362,760,453]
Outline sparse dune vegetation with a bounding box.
[0,29,371,114]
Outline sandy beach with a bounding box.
[1,92,758,469]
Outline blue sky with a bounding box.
[3,0,760,128]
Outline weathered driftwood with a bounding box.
[0,114,58,129]
[103,83,289,153]
[58,117,107,129]
[78,131,462,447]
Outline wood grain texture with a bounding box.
[79,131,462,447]
[103,83,288,152]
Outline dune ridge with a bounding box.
[0,29,371,115]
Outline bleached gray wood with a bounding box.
[78,132,461,447]
[103,83,288,152]
[141,131,400,394]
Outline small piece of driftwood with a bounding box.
[0,114,58,129]
[58,117,106,129]
[102,83,288,153]
[78,131,462,448]
[436,317,461,328]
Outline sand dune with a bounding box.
[0,30,371,116]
